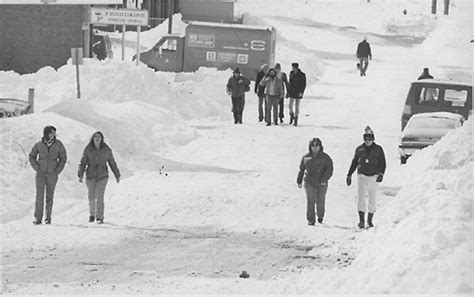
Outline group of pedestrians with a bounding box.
[227,62,306,126]
[297,126,386,229]
[29,126,120,225]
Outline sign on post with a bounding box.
[71,48,83,99]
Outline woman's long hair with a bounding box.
[87,131,106,149]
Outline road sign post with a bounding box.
[71,48,83,99]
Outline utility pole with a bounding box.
[168,0,173,34]
[431,0,437,14]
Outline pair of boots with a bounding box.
[358,211,374,229]
[289,114,298,126]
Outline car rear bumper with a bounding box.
[398,144,430,157]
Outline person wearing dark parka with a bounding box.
[78,131,120,224]
[297,137,334,225]
[29,125,67,225]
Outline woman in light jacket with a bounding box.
[78,131,120,224]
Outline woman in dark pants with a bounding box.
[297,138,334,225]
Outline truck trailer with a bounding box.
[137,21,276,80]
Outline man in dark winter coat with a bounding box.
[255,64,269,122]
[287,63,306,126]
[297,138,333,225]
[226,68,250,124]
[346,126,386,229]
[356,36,372,76]
[29,125,67,225]
[418,68,434,80]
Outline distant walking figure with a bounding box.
[78,131,121,224]
[356,36,372,76]
[297,138,333,225]
[255,64,269,122]
[226,67,251,124]
[418,68,434,80]
[287,62,306,126]
[29,125,67,225]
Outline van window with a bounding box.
[161,39,177,52]
[444,89,468,107]
[417,87,439,105]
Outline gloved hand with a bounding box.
[346,176,352,186]
[376,174,383,183]
[297,183,302,189]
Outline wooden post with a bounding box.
[432,0,437,14]
[75,50,81,99]
[136,26,141,66]
[28,88,34,114]
[122,25,126,61]
[444,0,449,15]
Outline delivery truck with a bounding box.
[137,21,276,80]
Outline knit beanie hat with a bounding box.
[363,126,374,140]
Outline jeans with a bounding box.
[86,178,108,220]
[258,95,266,121]
[265,95,280,124]
[34,172,59,221]
[231,96,244,123]
[359,57,369,75]
[304,182,328,223]
[289,97,301,117]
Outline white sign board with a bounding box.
[90,8,148,26]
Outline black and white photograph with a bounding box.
[0,0,472,295]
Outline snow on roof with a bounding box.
[188,21,273,31]
[411,79,472,87]
[411,111,465,120]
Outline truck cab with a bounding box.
[139,35,184,72]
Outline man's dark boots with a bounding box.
[367,213,374,228]
[358,211,365,229]
[289,114,294,125]
[294,116,298,126]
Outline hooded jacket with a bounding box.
[226,74,250,97]
[78,143,120,181]
[297,139,334,187]
[29,138,67,175]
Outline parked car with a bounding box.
[398,112,464,164]
[401,80,472,130]
[0,98,31,118]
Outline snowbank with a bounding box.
[295,119,473,294]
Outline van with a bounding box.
[401,80,472,130]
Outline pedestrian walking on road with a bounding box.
[297,137,334,225]
[226,67,251,124]
[275,63,289,123]
[255,64,269,122]
[259,68,284,126]
[356,36,372,77]
[29,125,67,225]
[418,67,434,80]
[78,131,121,224]
[287,63,306,126]
[346,126,386,229]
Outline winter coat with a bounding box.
[227,75,250,98]
[78,144,120,181]
[260,76,284,97]
[288,69,306,98]
[255,70,266,97]
[347,143,386,177]
[29,138,67,175]
[297,152,334,187]
[356,40,372,58]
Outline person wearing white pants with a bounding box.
[346,126,386,229]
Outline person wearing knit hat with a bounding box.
[274,63,289,123]
[297,137,334,225]
[226,67,250,124]
[346,126,386,229]
[28,125,67,225]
